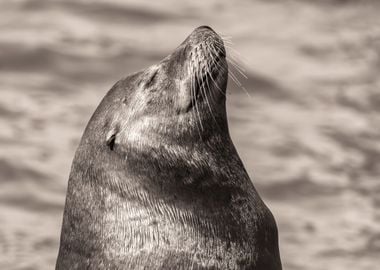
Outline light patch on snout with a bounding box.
[120,116,157,148]
[175,78,192,113]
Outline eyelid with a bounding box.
[106,127,119,151]
[106,133,116,151]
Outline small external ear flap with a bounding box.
[106,131,117,151]
[145,69,158,88]
[139,66,159,88]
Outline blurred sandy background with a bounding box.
[1,0,380,269]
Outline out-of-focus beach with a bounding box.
[1,0,379,269]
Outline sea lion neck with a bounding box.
[115,113,233,166]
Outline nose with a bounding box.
[194,25,216,34]
[187,26,225,57]
[189,25,220,43]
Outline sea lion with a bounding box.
[56,25,282,270]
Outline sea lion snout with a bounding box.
[166,26,228,113]
[139,26,228,118]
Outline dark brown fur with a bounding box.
[56,26,282,270]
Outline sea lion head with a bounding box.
[97,25,228,151]
[58,26,283,270]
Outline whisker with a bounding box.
[199,63,218,124]
[216,38,249,67]
[224,46,250,68]
[224,52,246,71]
[227,58,247,79]
[194,74,204,132]
[206,47,226,96]
[214,41,247,71]
[221,39,233,45]
[189,62,204,135]
[213,42,247,78]
[212,42,251,98]
[196,64,211,115]
[203,61,222,131]
[228,69,242,86]
[203,55,220,102]
[220,34,233,42]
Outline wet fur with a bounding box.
[56,26,282,270]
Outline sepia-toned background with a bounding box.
[1,0,379,269]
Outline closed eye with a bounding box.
[106,133,116,151]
